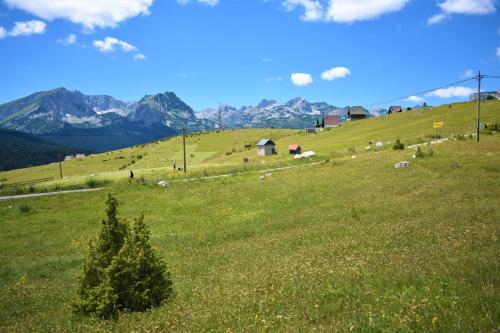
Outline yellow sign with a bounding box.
[433,122,443,129]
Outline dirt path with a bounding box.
[0,188,107,201]
[170,161,324,183]
[0,162,322,200]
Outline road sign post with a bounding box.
[433,122,443,138]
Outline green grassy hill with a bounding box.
[0,101,499,332]
[1,100,498,184]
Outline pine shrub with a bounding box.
[74,195,172,318]
[18,203,32,213]
[415,146,425,158]
[393,138,405,150]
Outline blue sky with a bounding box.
[0,0,499,110]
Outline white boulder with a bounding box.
[158,180,169,187]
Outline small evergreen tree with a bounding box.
[74,195,172,318]
[321,117,325,128]
[106,215,173,313]
[393,138,405,150]
[74,194,128,316]
[415,146,425,158]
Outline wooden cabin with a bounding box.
[257,139,276,156]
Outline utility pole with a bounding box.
[217,103,223,130]
[182,128,187,173]
[59,162,63,180]
[476,71,482,143]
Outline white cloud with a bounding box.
[9,20,46,37]
[427,13,448,25]
[406,95,424,103]
[428,0,496,26]
[4,0,153,29]
[326,0,410,23]
[321,66,351,81]
[428,86,474,99]
[177,0,219,6]
[265,76,283,83]
[496,47,500,60]
[57,33,76,45]
[438,0,496,15]
[93,37,136,52]
[0,21,47,39]
[291,72,313,86]
[134,53,146,60]
[283,0,324,21]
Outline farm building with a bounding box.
[388,106,402,114]
[469,90,500,101]
[257,139,276,156]
[75,154,86,160]
[324,115,341,128]
[64,155,74,161]
[288,144,302,155]
[347,106,369,120]
[305,128,318,134]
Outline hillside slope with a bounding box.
[0,128,87,172]
[0,120,498,331]
[1,100,498,183]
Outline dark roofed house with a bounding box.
[388,106,402,114]
[257,139,276,156]
[324,115,341,128]
[347,106,369,121]
[288,144,301,155]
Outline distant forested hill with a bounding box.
[0,128,87,171]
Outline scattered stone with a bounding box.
[158,180,169,187]
[266,172,272,177]
[351,155,356,159]
[375,142,384,148]
[260,176,265,180]
[294,151,316,159]
[394,161,410,169]
[365,146,371,150]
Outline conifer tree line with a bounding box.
[74,194,173,318]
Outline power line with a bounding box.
[366,77,476,109]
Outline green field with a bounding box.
[0,101,499,332]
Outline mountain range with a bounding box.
[195,98,366,129]
[0,88,205,152]
[0,87,384,153]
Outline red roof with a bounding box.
[324,115,340,126]
[389,106,402,113]
[288,144,300,151]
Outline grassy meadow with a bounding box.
[1,100,499,185]
[0,101,499,332]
